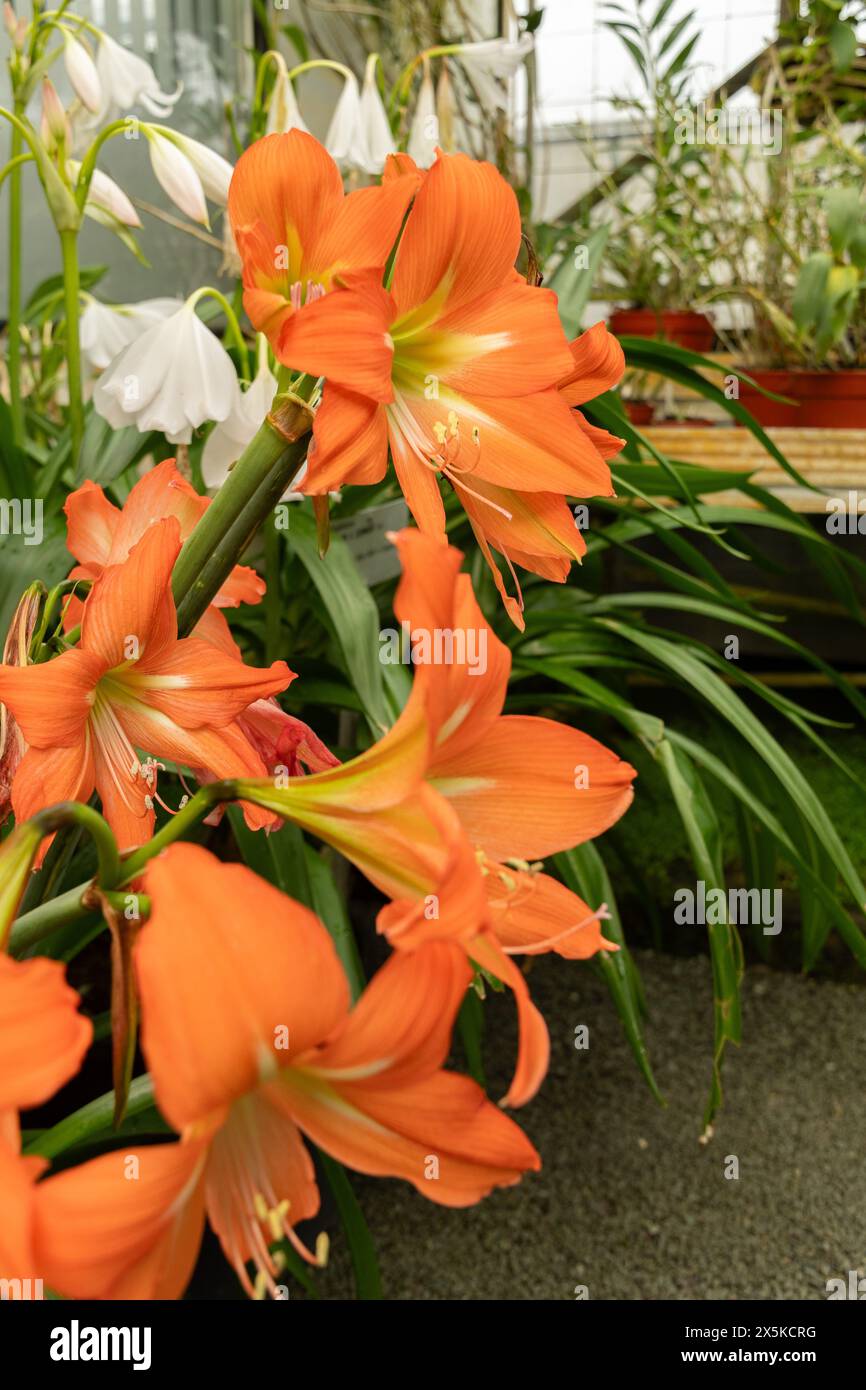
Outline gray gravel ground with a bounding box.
[322,950,866,1300]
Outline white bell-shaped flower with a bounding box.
[81,297,184,372]
[358,55,395,174]
[454,35,533,110]
[407,63,438,168]
[96,32,181,117]
[324,70,367,171]
[266,66,308,136]
[202,355,278,488]
[93,299,240,444]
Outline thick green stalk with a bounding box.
[7,98,25,445]
[172,399,312,634]
[8,784,235,956]
[264,516,281,663]
[59,226,84,462]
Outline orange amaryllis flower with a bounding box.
[227,129,420,363]
[0,519,292,853]
[381,528,636,962]
[0,951,92,1283]
[0,584,40,826]
[63,459,265,653]
[33,845,539,1300]
[270,150,626,626]
[234,667,466,903]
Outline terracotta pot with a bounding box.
[625,401,655,426]
[609,308,715,353]
[736,369,866,428]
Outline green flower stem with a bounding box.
[119,782,235,880]
[73,119,131,211]
[171,418,286,626]
[7,98,25,445]
[178,433,306,637]
[172,400,312,636]
[0,151,35,192]
[264,510,282,663]
[186,285,250,380]
[32,802,122,888]
[8,784,236,956]
[59,226,84,462]
[7,884,99,956]
[286,58,353,83]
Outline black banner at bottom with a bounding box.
[3,1295,861,1375]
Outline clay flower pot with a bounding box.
[609,309,715,353]
[736,369,866,428]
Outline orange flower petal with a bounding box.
[455,476,588,571]
[64,479,121,568]
[436,281,575,396]
[558,320,626,406]
[0,954,92,1112]
[276,1067,540,1207]
[391,150,522,321]
[190,604,243,656]
[573,408,626,459]
[286,783,459,904]
[91,735,154,855]
[431,714,636,861]
[277,944,540,1205]
[391,530,511,760]
[276,278,396,399]
[388,420,447,536]
[303,384,388,493]
[137,845,350,1132]
[486,867,618,960]
[215,562,266,610]
[306,939,471,1085]
[128,636,293,729]
[0,649,103,748]
[11,738,96,860]
[108,459,205,563]
[0,1139,45,1283]
[313,168,421,283]
[229,130,343,290]
[35,1141,207,1300]
[81,517,181,669]
[469,930,550,1107]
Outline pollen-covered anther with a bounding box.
[253,1190,292,1243]
[267,1198,291,1242]
[315,1231,330,1267]
[504,856,544,876]
[289,279,326,311]
[140,756,187,817]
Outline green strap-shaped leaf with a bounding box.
[607,622,866,913]
[655,740,742,1126]
[286,508,391,734]
[555,843,663,1104]
[318,1150,383,1300]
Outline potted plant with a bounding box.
[733,185,866,426]
[593,0,716,353]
